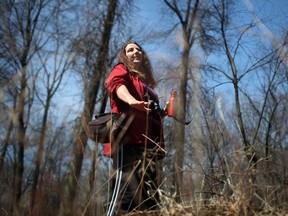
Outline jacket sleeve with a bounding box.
[106,64,130,98]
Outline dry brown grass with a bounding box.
[123,195,288,216]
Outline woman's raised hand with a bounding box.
[128,100,151,112]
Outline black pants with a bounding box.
[111,144,160,214]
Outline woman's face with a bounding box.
[125,43,142,69]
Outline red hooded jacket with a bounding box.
[106,64,165,149]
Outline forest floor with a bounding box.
[123,204,288,216]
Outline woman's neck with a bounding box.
[132,63,140,71]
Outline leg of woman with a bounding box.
[121,146,160,211]
[137,157,160,211]
[112,145,161,214]
[111,144,141,214]
[117,145,141,212]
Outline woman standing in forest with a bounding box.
[106,41,166,215]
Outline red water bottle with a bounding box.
[103,143,111,157]
[167,89,177,117]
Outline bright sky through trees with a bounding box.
[53,0,288,121]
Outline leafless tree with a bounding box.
[162,0,218,202]
[30,32,74,215]
[0,0,77,214]
[203,0,288,208]
[59,0,120,215]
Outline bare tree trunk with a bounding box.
[59,1,119,215]
[30,32,72,214]
[13,65,27,214]
[219,0,258,171]
[30,92,51,214]
[174,45,189,202]
[163,0,200,202]
[30,105,48,214]
[2,0,46,212]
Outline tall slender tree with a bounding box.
[0,0,62,213]
[0,0,77,214]
[30,36,74,214]
[163,0,217,202]
[204,0,288,208]
[59,0,119,215]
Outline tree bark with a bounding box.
[13,65,27,213]
[164,0,200,202]
[59,0,119,215]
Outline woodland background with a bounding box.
[0,0,288,215]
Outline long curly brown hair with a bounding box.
[117,41,157,88]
